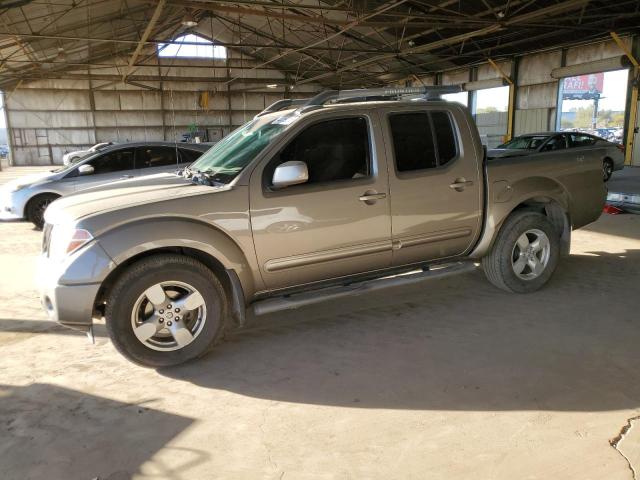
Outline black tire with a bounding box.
[482,210,560,293]
[603,159,613,182]
[26,193,59,229]
[105,254,228,368]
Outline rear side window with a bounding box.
[180,148,204,164]
[570,133,596,148]
[431,112,457,166]
[87,148,134,174]
[268,117,370,186]
[136,147,178,169]
[389,111,458,172]
[389,113,436,171]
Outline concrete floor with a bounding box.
[1,167,640,479]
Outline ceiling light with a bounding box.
[266,84,278,88]
[181,13,198,27]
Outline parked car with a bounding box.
[488,131,625,181]
[62,142,113,166]
[37,87,606,367]
[0,142,209,228]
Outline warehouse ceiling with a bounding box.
[0,0,638,90]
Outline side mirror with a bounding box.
[77,164,94,176]
[272,161,308,189]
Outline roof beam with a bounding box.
[122,0,165,83]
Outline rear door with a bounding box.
[380,106,483,266]
[74,148,136,191]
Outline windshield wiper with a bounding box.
[191,170,226,187]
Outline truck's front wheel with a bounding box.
[105,254,228,367]
[482,210,560,293]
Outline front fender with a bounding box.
[97,217,258,298]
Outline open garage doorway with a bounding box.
[473,86,510,149]
[557,69,629,146]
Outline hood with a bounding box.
[487,149,532,159]
[45,174,226,225]
[2,171,57,191]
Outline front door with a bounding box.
[249,113,392,290]
[380,106,483,266]
[74,148,136,191]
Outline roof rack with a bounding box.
[255,98,308,117]
[305,85,464,107]
[254,85,464,118]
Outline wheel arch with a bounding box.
[471,192,571,259]
[25,191,61,221]
[92,218,257,327]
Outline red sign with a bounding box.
[562,73,604,95]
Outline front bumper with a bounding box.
[0,188,27,220]
[36,240,115,331]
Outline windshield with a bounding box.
[189,115,289,183]
[497,135,549,150]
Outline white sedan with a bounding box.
[62,142,112,166]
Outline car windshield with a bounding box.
[498,135,549,150]
[189,115,290,183]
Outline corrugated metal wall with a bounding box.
[4,51,320,165]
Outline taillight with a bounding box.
[616,144,625,153]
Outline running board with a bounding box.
[252,261,477,316]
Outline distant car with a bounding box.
[488,131,625,181]
[62,142,113,166]
[0,144,9,157]
[0,142,210,228]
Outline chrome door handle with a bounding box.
[449,178,473,191]
[359,191,387,204]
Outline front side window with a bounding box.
[136,147,178,169]
[389,111,458,172]
[86,149,134,174]
[267,117,370,187]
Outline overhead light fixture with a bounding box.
[266,84,278,88]
[181,12,198,27]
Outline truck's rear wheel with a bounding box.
[482,210,560,293]
[105,254,228,367]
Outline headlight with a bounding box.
[49,225,93,260]
[9,183,29,192]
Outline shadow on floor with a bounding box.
[0,383,201,479]
[161,249,640,412]
[0,319,107,338]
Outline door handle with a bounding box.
[359,190,387,205]
[449,178,473,192]
[120,175,134,179]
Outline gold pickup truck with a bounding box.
[37,87,606,367]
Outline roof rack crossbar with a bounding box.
[305,85,463,107]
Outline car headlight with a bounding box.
[49,225,93,260]
[9,182,29,193]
